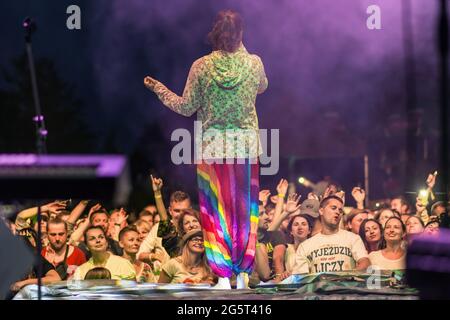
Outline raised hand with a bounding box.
[150,174,163,193]
[335,191,345,205]
[42,201,66,215]
[276,179,289,197]
[88,203,102,221]
[307,192,320,201]
[286,193,302,213]
[426,172,437,190]
[115,208,129,226]
[351,187,365,203]
[323,185,334,199]
[259,189,271,206]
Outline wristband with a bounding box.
[278,194,285,198]
[155,193,162,199]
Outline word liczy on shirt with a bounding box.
[293,229,368,274]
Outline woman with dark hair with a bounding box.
[376,208,400,228]
[284,214,314,273]
[359,219,384,253]
[144,9,267,289]
[424,219,440,236]
[405,216,425,236]
[73,226,136,280]
[369,217,406,270]
[84,267,111,280]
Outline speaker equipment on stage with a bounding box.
[406,229,450,299]
[0,154,131,204]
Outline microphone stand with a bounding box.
[23,17,47,155]
[23,17,47,300]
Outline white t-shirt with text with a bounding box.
[293,229,369,274]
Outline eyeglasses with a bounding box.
[189,237,203,243]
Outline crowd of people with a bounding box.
[2,170,447,295]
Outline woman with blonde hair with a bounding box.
[158,229,216,284]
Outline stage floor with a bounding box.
[13,272,419,300]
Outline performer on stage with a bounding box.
[144,9,268,289]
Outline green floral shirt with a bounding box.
[157,219,179,258]
[153,43,268,159]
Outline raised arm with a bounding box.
[144,59,203,117]
[268,179,289,231]
[17,202,65,221]
[69,203,101,245]
[351,187,365,210]
[67,200,89,225]
[269,193,301,232]
[426,171,437,201]
[150,174,169,222]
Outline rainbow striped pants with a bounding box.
[197,160,259,278]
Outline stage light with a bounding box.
[375,202,380,208]
[298,177,305,184]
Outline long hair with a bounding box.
[207,10,243,53]
[286,214,314,244]
[177,209,201,237]
[179,238,215,283]
[383,216,406,242]
[359,218,385,253]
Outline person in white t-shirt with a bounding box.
[293,196,370,274]
[368,216,406,270]
[73,226,136,280]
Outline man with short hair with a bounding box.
[42,218,86,279]
[138,176,192,264]
[346,209,369,234]
[293,196,370,274]
[255,205,287,282]
[391,196,410,215]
